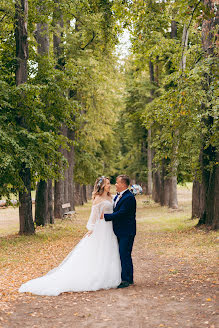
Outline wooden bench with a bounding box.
[62,203,75,217]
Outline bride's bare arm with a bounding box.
[100,211,104,219]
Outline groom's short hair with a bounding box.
[117,175,130,187]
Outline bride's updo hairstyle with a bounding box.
[92,176,111,200]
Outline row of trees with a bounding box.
[0,0,218,233]
[0,0,122,234]
[115,0,218,229]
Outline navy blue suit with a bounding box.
[104,190,136,283]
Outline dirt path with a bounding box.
[0,188,218,328]
[1,232,218,328]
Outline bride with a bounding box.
[19,176,121,296]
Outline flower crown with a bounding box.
[97,176,105,188]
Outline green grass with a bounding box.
[0,188,218,261]
[0,220,86,251]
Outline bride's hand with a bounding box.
[100,211,104,220]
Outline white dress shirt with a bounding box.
[114,188,129,207]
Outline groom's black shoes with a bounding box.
[117,281,130,288]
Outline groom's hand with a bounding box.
[100,212,104,220]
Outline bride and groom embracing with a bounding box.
[19,175,136,296]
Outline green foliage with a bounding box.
[116,0,218,183]
[1,0,217,198]
[0,0,123,198]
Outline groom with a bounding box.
[104,175,136,288]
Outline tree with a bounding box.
[35,1,53,226]
[197,0,219,229]
[15,0,35,234]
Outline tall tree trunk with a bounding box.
[160,159,171,206]
[19,166,35,234]
[73,183,84,206]
[35,180,48,226]
[152,169,161,203]
[167,20,179,209]
[140,137,148,194]
[47,179,54,224]
[192,179,205,219]
[67,128,75,211]
[53,0,65,218]
[54,178,64,218]
[82,185,87,203]
[15,0,35,234]
[149,60,159,201]
[169,176,178,209]
[86,185,93,200]
[36,21,49,57]
[197,0,219,229]
[171,20,177,39]
[147,128,152,195]
[35,5,53,226]
[180,24,189,72]
[169,131,179,209]
[15,0,28,86]
[63,126,69,203]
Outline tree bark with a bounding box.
[19,166,35,234]
[197,0,219,229]
[35,5,53,226]
[47,179,54,224]
[192,179,205,219]
[167,19,179,209]
[15,0,35,234]
[204,152,219,229]
[86,185,93,200]
[148,61,158,200]
[73,183,84,206]
[152,169,161,203]
[169,176,178,209]
[147,128,152,195]
[54,179,64,218]
[163,178,171,206]
[180,24,189,71]
[160,159,171,206]
[36,22,49,57]
[35,180,48,226]
[15,0,28,86]
[67,128,75,211]
[53,0,66,218]
[63,126,69,203]
[171,20,177,39]
[82,185,87,203]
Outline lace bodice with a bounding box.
[86,200,113,231]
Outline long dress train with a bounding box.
[19,200,121,296]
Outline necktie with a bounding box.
[114,193,120,207]
[114,193,119,201]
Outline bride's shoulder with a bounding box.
[92,195,103,206]
[92,196,112,206]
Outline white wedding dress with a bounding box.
[19,200,121,296]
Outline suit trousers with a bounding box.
[117,235,135,283]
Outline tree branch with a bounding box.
[0,13,6,22]
[81,31,96,50]
[180,0,202,71]
[72,13,97,50]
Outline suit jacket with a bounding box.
[104,190,136,237]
